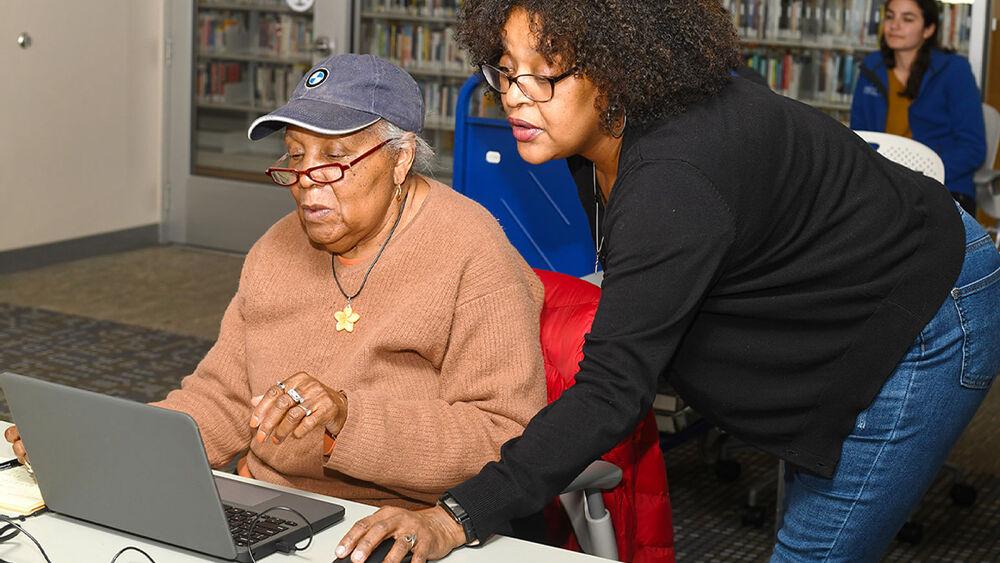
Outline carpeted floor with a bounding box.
[0,245,998,560]
[0,302,213,420]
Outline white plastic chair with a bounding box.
[854,130,946,184]
[974,103,1000,248]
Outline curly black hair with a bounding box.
[456,0,742,133]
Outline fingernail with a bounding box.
[251,395,262,406]
[250,415,259,427]
[256,431,266,443]
[335,546,346,558]
[271,436,280,444]
[352,550,365,562]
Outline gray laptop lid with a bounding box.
[2,372,238,559]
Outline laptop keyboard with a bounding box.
[224,504,299,547]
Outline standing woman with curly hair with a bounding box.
[336,2,1000,562]
[851,0,986,214]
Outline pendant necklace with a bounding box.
[593,163,606,274]
[331,187,409,333]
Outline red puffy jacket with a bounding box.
[535,269,675,562]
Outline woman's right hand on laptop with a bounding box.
[3,425,28,465]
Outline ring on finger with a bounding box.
[275,381,287,392]
[299,403,313,417]
[403,533,416,548]
[287,388,305,404]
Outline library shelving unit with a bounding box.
[192,0,319,183]
[725,0,973,122]
[353,0,468,183]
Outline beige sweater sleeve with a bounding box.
[151,258,254,468]
[325,280,546,497]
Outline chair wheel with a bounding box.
[715,459,742,482]
[741,505,767,527]
[896,521,923,544]
[950,483,977,507]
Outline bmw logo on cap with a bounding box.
[305,68,329,88]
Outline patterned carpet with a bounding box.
[0,303,212,419]
[0,301,997,561]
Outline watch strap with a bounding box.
[438,493,480,546]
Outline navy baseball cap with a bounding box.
[248,54,424,141]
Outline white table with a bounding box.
[0,421,604,562]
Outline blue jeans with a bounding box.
[772,207,1000,562]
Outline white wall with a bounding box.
[0,1,164,252]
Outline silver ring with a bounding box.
[299,404,313,417]
[275,381,287,391]
[286,388,304,405]
[403,533,416,547]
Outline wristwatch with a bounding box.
[438,493,480,546]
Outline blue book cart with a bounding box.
[452,73,596,278]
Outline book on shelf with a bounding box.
[725,0,970,52]
[197,10,314,59]
[200,0,288,8]
[421,80,458,126]
[364,20,467,72]
[0,465,45,517]
[744,49,858,105]
[363,0,462,18]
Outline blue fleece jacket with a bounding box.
[851,49,985,198]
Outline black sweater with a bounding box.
[449,76,964,541]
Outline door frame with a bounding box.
[971,0,991,89]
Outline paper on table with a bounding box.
[0,465,45,516]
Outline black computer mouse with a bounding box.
[333,537,412,563]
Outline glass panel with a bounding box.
[193,0,315,182]
[356,0,469,184]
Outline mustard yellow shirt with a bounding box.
[886,71,912,138]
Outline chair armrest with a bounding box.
[561,460,623,494]
[974,168,1000,188]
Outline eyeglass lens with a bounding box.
[483,65,553,102]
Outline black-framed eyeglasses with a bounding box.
[479,63,577,102]
[265,138,396,187]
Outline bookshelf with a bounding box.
[724,0,974,123]
[353,0,468,183]
[192,0,320,182]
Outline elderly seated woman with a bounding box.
[5,54,547,510]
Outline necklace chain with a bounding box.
[331,187,409,303]
[593,164,605,274]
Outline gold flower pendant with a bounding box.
[335,304,360,332]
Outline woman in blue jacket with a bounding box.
[852,0,986,213]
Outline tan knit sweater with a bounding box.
[154,180,546,508]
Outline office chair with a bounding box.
[536,269,674,562]
[974,103,1000,248]
[854,130,946,183]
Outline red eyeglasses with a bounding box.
[265,138,395,186]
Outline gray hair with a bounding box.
[370,120,435,176]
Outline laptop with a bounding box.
[0,371,345,562]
